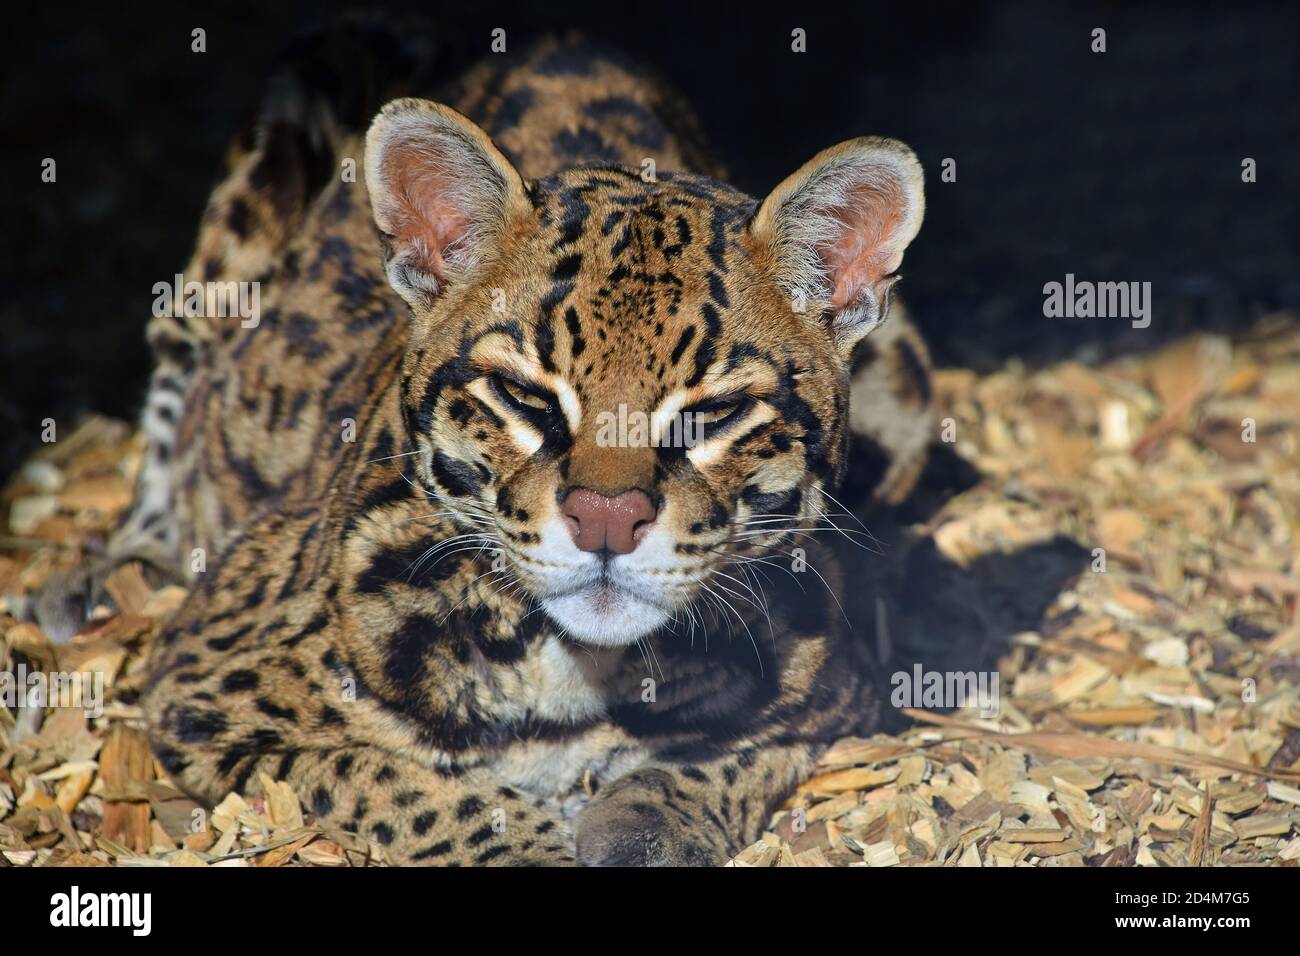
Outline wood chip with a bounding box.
[1002,828,1069,843]
[98,725,154,853]
[102,562,154,617]
[798,765,900,794]
[1233,813,1296,840]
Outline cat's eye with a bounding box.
[684,395,752,435]
[491,373,557,415]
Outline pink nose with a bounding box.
[561,489,657,555]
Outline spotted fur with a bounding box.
[42,29,935,865]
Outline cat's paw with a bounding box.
[574,769,726,867]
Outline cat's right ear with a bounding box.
[364,98,531,308]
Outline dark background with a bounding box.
[3,0,1297,480]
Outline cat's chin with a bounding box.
[541,584,670,647]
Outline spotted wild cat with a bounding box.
[37,24,933,865]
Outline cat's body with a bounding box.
[40,27,933,865]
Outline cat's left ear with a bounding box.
[749,138,924,356]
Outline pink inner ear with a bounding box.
[821,177,907,309]
[383,139,473,278]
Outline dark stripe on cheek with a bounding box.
[413,349,474,436]
[741,484,801,516]
[431,451,484,497]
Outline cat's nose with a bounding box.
[560,489,657,555]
